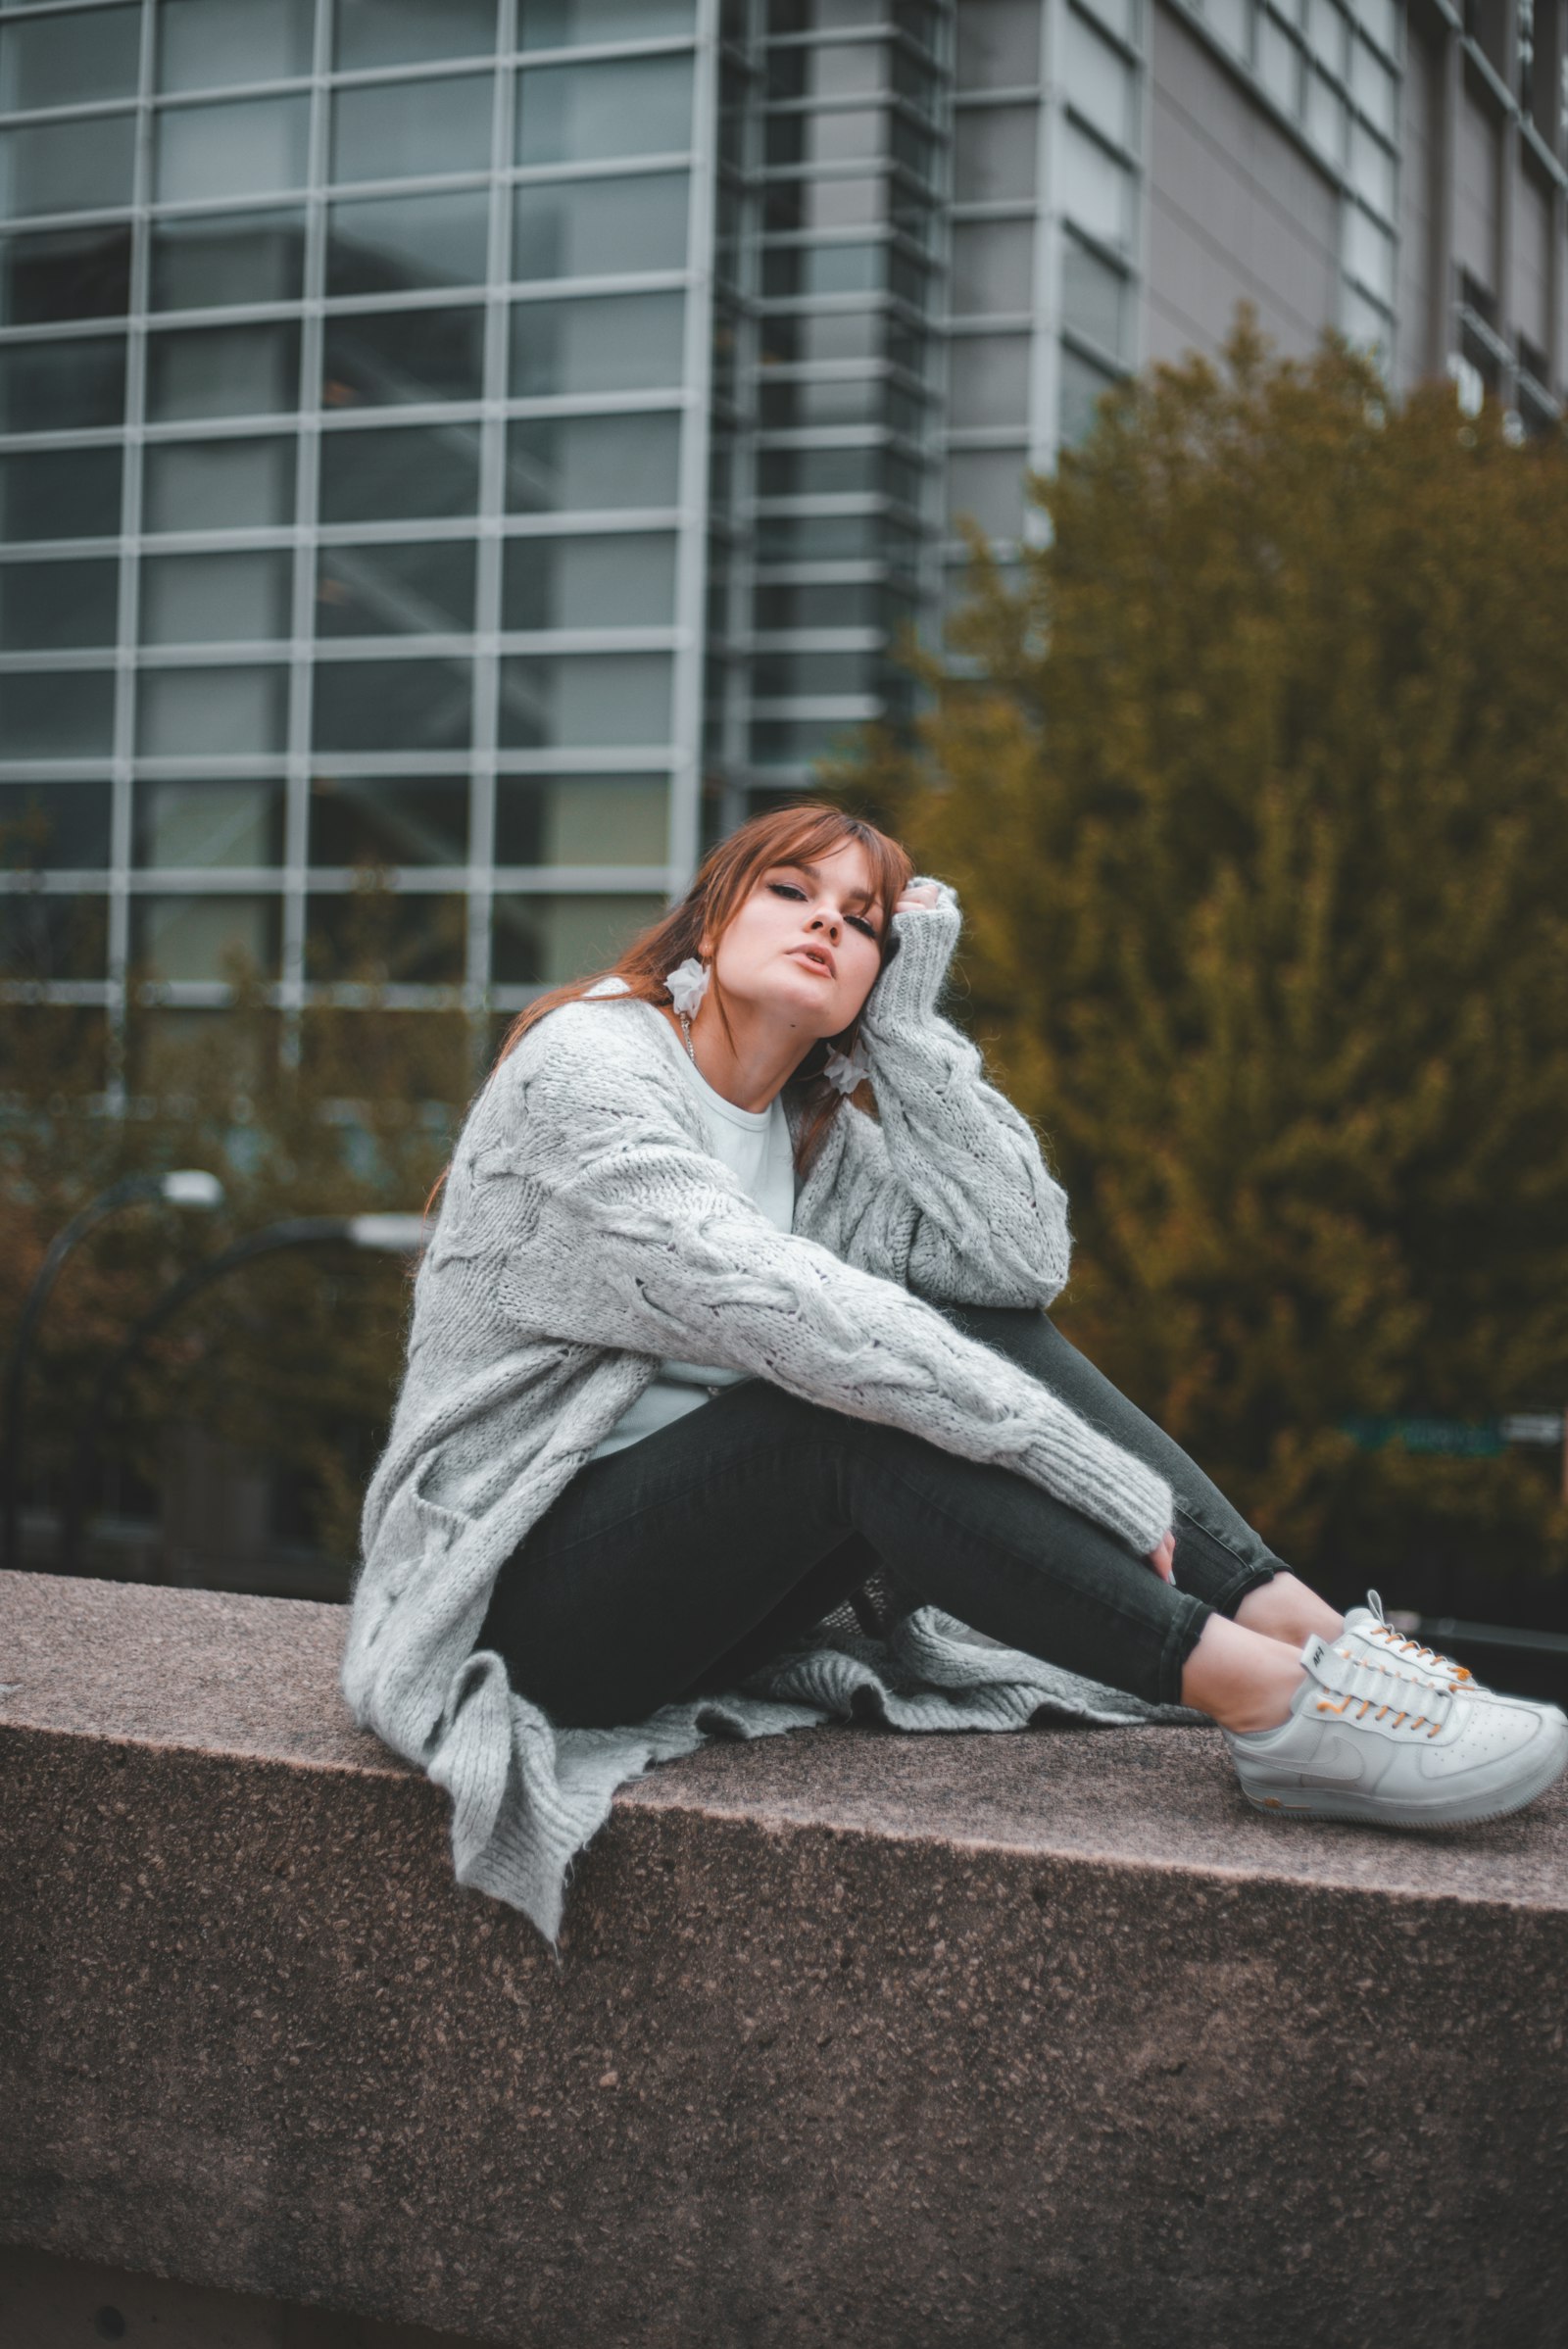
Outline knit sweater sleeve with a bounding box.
[799,878,1071,1309]
[483,1005,1173,1556]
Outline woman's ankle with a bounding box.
[1234,1570,1343,1649]
[1181,1615,1306,1734]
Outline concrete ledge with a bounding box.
[3,1568,1567,2349]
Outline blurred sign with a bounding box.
[1341,1414,1565,1456]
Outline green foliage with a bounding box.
[841,314,1568,1590]
[0,890,472,1572]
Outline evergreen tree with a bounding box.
[845,315,1568,1597]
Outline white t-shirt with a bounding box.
[582,981,797,1461]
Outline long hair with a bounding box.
[423,801,913,1222]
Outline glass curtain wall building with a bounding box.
[2,0,1566,1086]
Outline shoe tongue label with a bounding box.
[1304,1635,1329,1673]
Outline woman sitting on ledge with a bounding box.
[343,803,1568,1939]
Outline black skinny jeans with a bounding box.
[478,1300,1285,1729]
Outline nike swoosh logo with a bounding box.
[1297,1735,1364,1788]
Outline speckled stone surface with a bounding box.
[4,1567,1568,2349]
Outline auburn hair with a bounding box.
[422,800,914,1223]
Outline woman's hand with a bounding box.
[1149,1531,1176,1584]
[894,881,943,915]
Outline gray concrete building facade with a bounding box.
[1,0,1564,1088]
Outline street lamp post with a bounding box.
[1,1169,225,1574]
[56,1213,427,1580]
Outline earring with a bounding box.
[822,1035,870,1096]
[664,955,710,1015]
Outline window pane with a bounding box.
[0,890,108,980]
[316,540,477,636]
[956,0,1041,88]
[1257,13,1299,111]
[513,171,688,281]
[321,307,484,407]
[141,550,293,644]
[326,191,489,298]
[754,647,878,698]
[156,96,311,205]
[502,532,676,630]
[1077,0,1136,40]
[307,888,466,985]
[133,894,279,983]
[1348,121,1395,214]
[0,117,137,220]
[946,446,1026,538]
[1349,33,1395,133]
[491,889,665,985]
[331,76,493,185]
[763,107,890,171]
[948,330,1031,429]
[1060,121,1132,247]
[136,666,288,755]
[769,41,892,100]
[754,510,889,561]
[158,0,316,92]
[309,774,469,863]
[0,445,122,541]
[318,422,480,521]
[504,411,681,513]
[752,580,882,631]
[1305,67,1346,163]
[757,445,885,497]
[0,670,116,757]
[518,0,695,44]
[516,57,693,168]
[1058,343,1116,444]
[143,437,296,531]
[951,218,1034,314]
[0,7,141,109]
[510,291,685,396]
[151,210,307,311]
[0,334,125,432]
[761,240,888,300]
[0,779,112,868]
[494,772,667,864]
[1346,202,1395,303]
[147,321,302,420]
[0,224,132,326]
[1063,8,1135,148]
[0,556,119,651]
[1062,236,1127,358]
[747,714,855,766]
[134,779,285,866]
[498,652,671,748]
[312,658,472,751]
[335,0,497,69]
[756,309,902,368]
[763,175,886,235]
[953,103,1036,201]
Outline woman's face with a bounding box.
[705,840,887,1042]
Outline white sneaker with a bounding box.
[1340,1590,1487,1692]
[1226,1634,1568,1830]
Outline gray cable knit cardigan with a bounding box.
[342,881,1184,1941]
